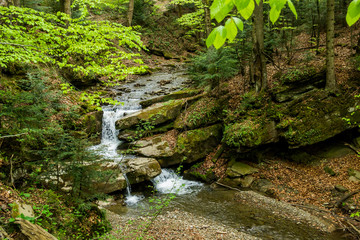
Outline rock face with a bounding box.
[15,218,58,240]
[116,99,185,130]
[92,162,127,194]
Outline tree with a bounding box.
[60,0,71,15]
[325,0,336,91]
[252,0,266,92]
[128,0,134,26]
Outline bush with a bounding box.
[187,47,239,88]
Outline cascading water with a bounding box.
[89,69,191,205]
[151,169,203,195]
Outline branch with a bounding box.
[0,133,28,139]
[0,42,35,48]
[336,190,360,208]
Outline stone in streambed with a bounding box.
[132,134,174,158]
[124,157,161,184]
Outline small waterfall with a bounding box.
[151,169,203,195]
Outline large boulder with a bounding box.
[92,162,127,194]
[124,157,161,184]
[132,134,175,158]
[159,124,222,166]
[223,120,278,152]
[174,97,222,130]
[116,99,185,131]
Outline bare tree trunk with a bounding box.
[6,0,19,6]
[127,0,135,27]
[202,0,211,37]
[60,0,71,15]
[252,0,267,92]
[325,0,336,91]
[316,0,321,53]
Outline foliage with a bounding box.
[207,0,297,49]
[132,0,156,26]
[347,0,360,26]
[187,47,239,87]
[0,6,147,86]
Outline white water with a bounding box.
[151,169,203,195]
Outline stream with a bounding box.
[91,67,346,240]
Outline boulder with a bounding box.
[226,161,258,178]
[348,168,360,180]
[159,124,222,166]
[132,134,174,158]
[139,89,202,108]
[92,162,127,194]
[124,157,161,184]
[223,120,278,152]
[174,97,221,130]
[11,201,35,219]
[15,218,57,240]
[116,99,185,131]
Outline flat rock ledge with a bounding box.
[235,191,337,233]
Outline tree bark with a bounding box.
[325,0,336,91]
[60,0,71,15]
[252,0,267,92]
[202,0,211,37]
[127,0,135,27]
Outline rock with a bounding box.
[124,157,161,184]
[349,176,360,183]
[116,99,185,130]
[226,161,258,178]
[159,124,222,166]
[132,134,174,158]
[15,218,57,240]
[11,201,35,219]
[81,111,103,136]
[335,185,348,193]
[174,97,221,130]
[92,162,127,194]
[252,179,274,193]
[324,166,336,176]
[139,89,202,108]
[239,175,255,188]
[223,120,278,152]
[348,168,360,180]
[163,51,174,59]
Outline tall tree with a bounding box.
[252,0,267,92]
[325,0,336,91]
[202,0,212,36]
[128,0,135,26]
[60,0,71,15]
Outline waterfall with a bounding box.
[151,169,203,195]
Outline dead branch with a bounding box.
[0,132,28,139]
[336,190,360,208]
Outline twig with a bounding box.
[336,190,360,208]
[344,142,360,155]
[347,221,360,236]
[215,182,241,191]
[10,154,15,189]
[0,132,28,139]
[0,42,35,48]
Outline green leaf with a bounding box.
[232,17,244,31]
[237,0,255,20]
[347,0,360,26]
[213,26,227,49]
[287,0,297,19]
[206,28,217,48]
[269,7,281,24]
[225,18,238,42]
[210,0,234,22]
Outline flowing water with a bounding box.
[92,68,346,239]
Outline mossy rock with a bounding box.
[139,89,203,108]
[226,160,258,178]
[174,97,222,130]
[132,134,174,158]
[223,120,278,152]
[280,90,359,147]
[118,122,174,142]
[159,124,222,166]
[116,99,185,131]
[81,111,103,136]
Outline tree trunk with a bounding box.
[202,0,211,37]
[325,0,336,91]
[60,0,71,15]
[127,0,135,27]
[252,0,267,92]
[6,0,19,6]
